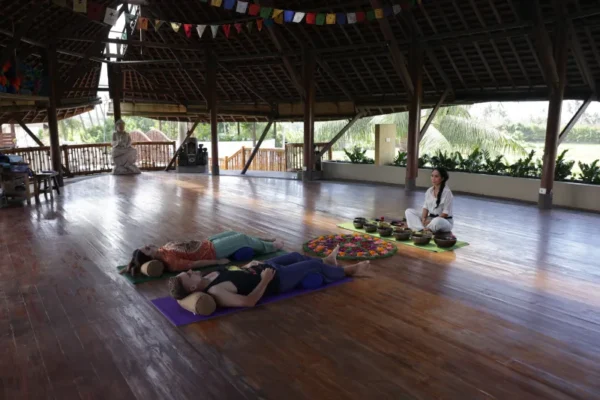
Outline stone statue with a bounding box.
[111,119,141,175]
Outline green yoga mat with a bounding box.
[337,222,469,253]
[117,250,288,284]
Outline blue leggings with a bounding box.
[208,231,277,259]
[264,252,346,293]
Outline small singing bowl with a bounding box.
[377,227,393,237]
[412,234,433,246]
[393,230,412,241]
[353,221,365,229]
[364,223,377,233]
[354,217,368,223]
[434,237,457,248]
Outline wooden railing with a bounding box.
[223,147,286,171]
[285,143,332,171]
[2,141,176,175]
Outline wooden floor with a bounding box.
[2,172,600,400]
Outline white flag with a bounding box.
[210,25,219,38]
[236,1,248,14]
[392,5,402,15]
[171,22,181,32]
[292,12,305,23]
[347,12,357,24]
[197,25,207,38]
[73,0,87,13]
[104,7,119,26]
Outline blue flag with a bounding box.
[284,10,294,22]
[336,12,346,24]
[224,0,235,10]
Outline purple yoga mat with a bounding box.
[151,277,353,326]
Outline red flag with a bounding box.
[184,24,193,38]
[248,4,260,16]
[87,1,104,21]
[234,23,242,34]
[355,11,366,23]
[257,19,263,31]
[306,12,316,24]
[223,24,231,38]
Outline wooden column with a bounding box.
[207,47,219,175]
[303,48,316,181]
[539,20,569,209]
[406,39,423,191]
[46,45,63,186]
[108,65,122,123]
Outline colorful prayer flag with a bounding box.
[260,7,273,19]
[264,18,274,27]
[184,24,193,37]
[211,25,219,37]
[155,20,164,30]
[284,10,294,23]
[273,9,283,18]
[104,7,119,25]
[171,22,181,32]
[197,25,207,38]
[316,13,326,25]
[257,19,263,31]
[211,0,223,6]
[336,13,346,24]
[138,17,149,30]
[392,4,402,15]
[356,11,366,23]
[224,0,235,10]
[235,23,242,33]
[347,12,357,24]
[367,10,376,21]
[223,24,231,38]
[236,1,248,14]
[306,13,316,24]
[73,0,87,13]
[248,4,260,16]
[274,12,284,24]
[246,21,254,32]
[326,13,336,24]
[293,12,305,23]
[374,9,384,19]
[87,2,104,21]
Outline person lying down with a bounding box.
[168,246,371,316]
[121,231,284,277]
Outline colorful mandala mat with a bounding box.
[303,233,398,260]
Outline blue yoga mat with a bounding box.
[151,277,353,326]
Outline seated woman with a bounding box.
[121,231,284,277]
[405,167,454,234]
[112,119,141,175]
[168,246,370,309]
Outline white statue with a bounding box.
[111,119,141,175]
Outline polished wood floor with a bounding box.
[1,172,600,400]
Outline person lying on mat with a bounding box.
[121,231,284,277]
[405,167,455,235]
[168,246,370,308]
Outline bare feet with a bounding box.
[260,238,276,242]
[323,245,340,266]
[273,239,285,250]
[343,261,371,276]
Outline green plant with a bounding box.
[418,154,431,168]
[393,151,407,167]
[343,146,374,164]
[507,150,540,178]
[430,150,459,170]
[482,151,507,175]
[553,149,575,181]
[578,160,600,184]
[456,147,484,173]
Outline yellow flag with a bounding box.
[272,9,283,18]
[211,0,223,6]
[274,13,284,24]
[375,9,384,19]
[326,13,336,24]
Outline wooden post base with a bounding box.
[538,192,553,210]
[405,178,417,192]
[212,165,220,176]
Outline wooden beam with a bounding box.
[303,48,316,179]
[558,94,594,145]
[569,23,596,93]
[406,38,423,191]
[370,0,414,96]
[164,118,202,171]
[419,88,450,142]
[241,120,274,175]
[315,59,353,101]
[207,47,219,175]
[266,26,305,98]
[218,63,272,105]
[0,2,43,63]
[45,45,63,186]
[108,65,123,122]
[539,17,569,209]
[17,119,44,147]
[317,112,365,159]
[530,0,560,89]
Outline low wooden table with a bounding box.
[32,171,60,203]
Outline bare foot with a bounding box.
[273,239,285,250]
[343,261,371,276]
[260,238,276,242]
[323,245,340,266]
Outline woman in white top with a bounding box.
[405,167,454,234]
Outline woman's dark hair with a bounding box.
[125,249,153,276]
[433,167,449,207]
